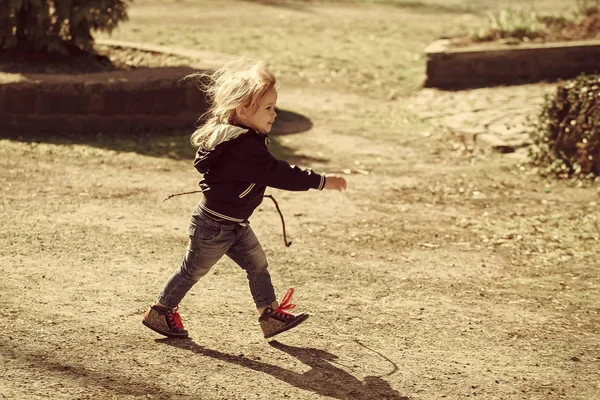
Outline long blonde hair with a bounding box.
[190,57,277,148]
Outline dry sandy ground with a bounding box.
[2,1,599,399]
[1,82,599,399]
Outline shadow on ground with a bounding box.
[160,338,408,400]
[1,108,327,165]
[241,0,475,14]
[239,0,313,12]
[362,1,477,14]
[2,345,178,400]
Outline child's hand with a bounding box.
[324,174,347,191]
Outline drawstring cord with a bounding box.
[162,190,292,247]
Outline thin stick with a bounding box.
[264,194,292,247]
[161,190,292,248]
[162,190,202,202]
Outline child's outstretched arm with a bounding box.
[236,142,347,192]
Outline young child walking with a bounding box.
[142,58,347,340]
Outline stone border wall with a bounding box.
[0,40,233,135]
[425,39,600,89]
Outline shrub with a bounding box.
[470,3,600,44]
[575,0,600,16]
[474,8,547,42]
[0,0,130,54]
[529,74,600,179]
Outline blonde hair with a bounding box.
[190,57,277,148]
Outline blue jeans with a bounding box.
[157,208,276,309]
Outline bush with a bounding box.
[475,8,546,42]
[576,0,600,16]
[529,74,600,179]
[0,0,130,54]
[467,3,600,44]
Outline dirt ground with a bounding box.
[1,1,599,400]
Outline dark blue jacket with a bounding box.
[194,126,325,223]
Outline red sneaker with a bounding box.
[259,288,309,339]
[142,305,189,339]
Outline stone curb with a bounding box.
[96,39,234,70]
[0,40,229,135]
[425,38,600,89]
[467,131,517,154]
[410,84,557,155]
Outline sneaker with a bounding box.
[259,288,309,339]
[142,305,189,339]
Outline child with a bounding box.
[142,58,347,340]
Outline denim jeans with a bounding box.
[157,208,276,309]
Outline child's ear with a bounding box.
[236,105,247,118]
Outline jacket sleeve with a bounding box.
[237,139,325,191]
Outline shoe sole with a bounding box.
[264,314,309,339]
[142,319,189,339]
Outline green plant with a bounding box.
[575,0,600,16]
[0,0,130,54]
[475,7,546,41]
[528,74,600,179]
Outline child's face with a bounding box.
[241,86,278,134]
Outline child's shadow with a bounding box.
[158,338,408,400]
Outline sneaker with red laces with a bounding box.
[259,288,309,339]
[142,305,189,339]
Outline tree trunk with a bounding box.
[15,5,34,51]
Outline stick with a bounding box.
[161,190,292,248]
[162,190,202,202]
[264,194,292,247]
